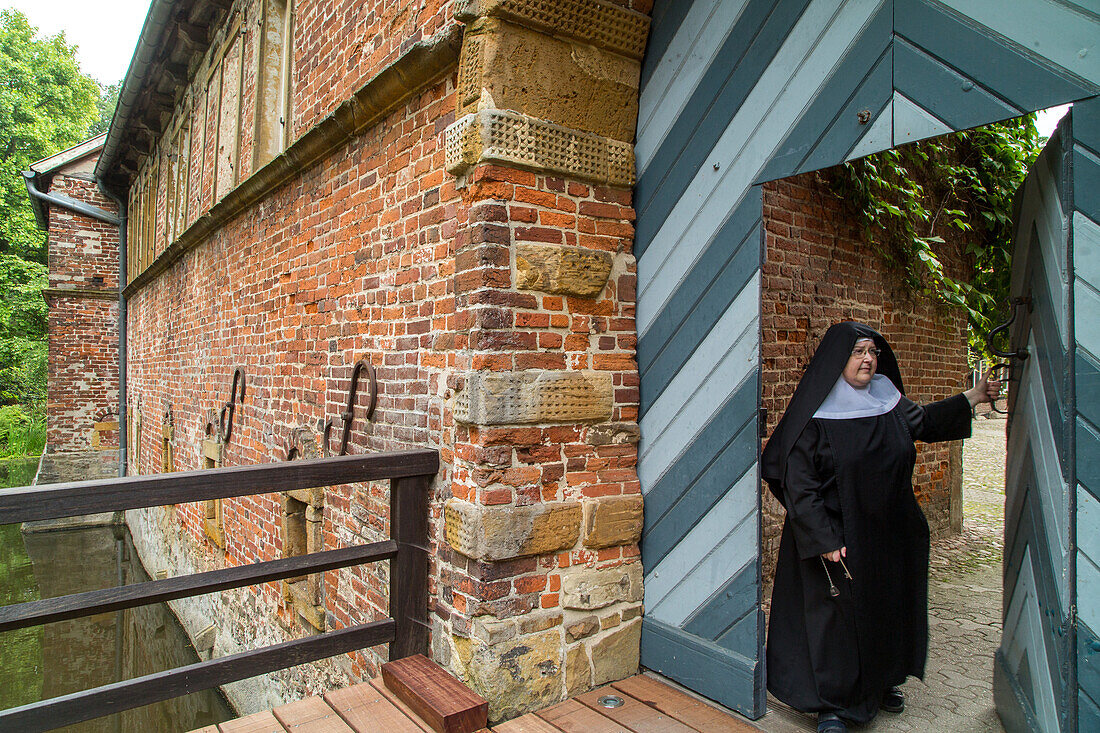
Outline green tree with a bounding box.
[89,81,120,136]
[0,9,99,264]
[0,10,100,455]
[0,254,47,407]
[827,116,1043,358]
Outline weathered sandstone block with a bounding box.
[583,494,643,549]
[560,562,642,610]
[565,643,593,697]
[453,628,564,722]
[445,498,582,561]
[454,370,613,426]
[591,619,641,686]
[455,0,650,61]
[586,422,640,446]
[457,18,640,140]
[516,244,613,298]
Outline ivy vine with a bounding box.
[825,115,1044,357]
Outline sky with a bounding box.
[3,0,150,85]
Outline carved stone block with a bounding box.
[445,498,582,561]
[458,18,640,140]
[516,244,613,298]
[445,110,635,187]
[583,494,643,549]
[455,0,650,60]
[454,370,614,426]
[560,562,642,610]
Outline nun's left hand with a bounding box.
[964,371,1002,406]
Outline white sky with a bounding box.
[1036,104,1071,139]
[3,0,150,85]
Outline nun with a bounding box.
[761,322,1000,733]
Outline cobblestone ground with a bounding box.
[754,415,1008,732]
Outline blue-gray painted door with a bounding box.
[994,97,1100,733]
[635,0,1100,719]
[994,107,1076,733]
[1072,97,1100,733]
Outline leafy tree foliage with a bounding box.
[0,9,99,264]
[827,116,1044,358]
[0,11,101,454]
[0,254,47,407]
[89,81,120,136]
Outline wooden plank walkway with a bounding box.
[193,674,762,733]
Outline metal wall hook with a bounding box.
[324,359,378,456]
[985,296,1030,361]
[218,367,247,444]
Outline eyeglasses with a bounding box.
[850,346,881,358]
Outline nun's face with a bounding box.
[843,337,878,389]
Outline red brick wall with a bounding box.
[127,79,458,685]
[46,177,119,291]
[118,0,648,710]
[126,75,641,701]
[292,0,455,138]
[44,174,120,454]
[441,164,640,629]
[760,170,971,584]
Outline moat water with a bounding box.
[0,456,235,732]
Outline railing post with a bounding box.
[389,473,431,660]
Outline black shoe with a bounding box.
[881,685,905,713]
[818,712,847,732]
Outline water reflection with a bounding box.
[0,504,234,732]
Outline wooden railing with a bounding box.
[0,449,437,733]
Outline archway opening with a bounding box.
[756,109,1060,729]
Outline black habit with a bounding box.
[761,323,972,723]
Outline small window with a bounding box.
[161,409,174,473]
[254,0,294,168]
[202,438,225,548]
[282,430,324,631]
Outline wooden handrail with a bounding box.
[0,448,437,732]
[0,449,439,523]
[0,542,397,633]
[0,620,396,733]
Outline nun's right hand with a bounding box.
[821,547,847,562]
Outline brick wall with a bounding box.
[44,174,120,456]
[125,78,458,707]
[760,170,971,587]
[118,0,649,719]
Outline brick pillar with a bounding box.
[40,173,120,484]
[436,0,651,721]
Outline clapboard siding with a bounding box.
[636,0,1100,718]
[1074,97,1100,731]
[997,117,1074,733]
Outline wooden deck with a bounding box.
[194,674,762,733]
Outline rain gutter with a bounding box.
[93,0,178,185]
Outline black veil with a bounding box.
[760,322,904,505]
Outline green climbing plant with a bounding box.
[826,116,1044,358]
